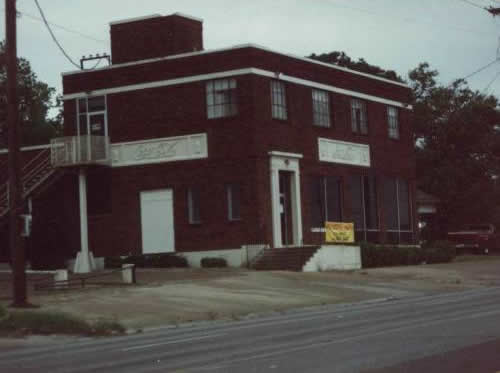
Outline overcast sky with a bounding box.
[2,0,500,102]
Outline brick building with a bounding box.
[0,13,415,268]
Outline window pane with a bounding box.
[271,80,288,120]
[87,96,105,112]
[349,175,364,232]
[388,106,399,139]
[326,176,342,222]
[227,184,241,221]
[78,98,87,114]
[206,79,237,119]
[398,180,411,231]
[312,89,331,127]
[311,177,324,227]
[188,187,201,224]
[78,114,88,136]
[384,178,399,230]
[364,176,378,229]
[89,114,105,136]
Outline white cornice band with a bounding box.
[62,68,413,110]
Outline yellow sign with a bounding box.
[325,222,355,243]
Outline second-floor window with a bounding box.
[387,106,400,139]
[77,96,107,137]
[206,78,238,119]
[312,89,331,128]
[271,80,288,120]
[351,99,368,135]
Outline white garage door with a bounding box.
[140,189,175,254]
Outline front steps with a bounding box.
[252,246,321,271]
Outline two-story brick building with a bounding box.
[0,13,415,269]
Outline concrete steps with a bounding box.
[253,246,321,271]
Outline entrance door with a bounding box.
[140,189,175,254]
[279,171,293,246]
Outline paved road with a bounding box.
[1,287,500,373]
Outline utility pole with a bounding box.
[487,7,500,16]
[6,0,28,307]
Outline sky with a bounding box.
[2,0,500,105]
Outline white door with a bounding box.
[140,189,175,254]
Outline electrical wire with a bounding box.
[33,0,81,69]
[483,69,500,92]
[461,58,500,81]
[456,0,487,10]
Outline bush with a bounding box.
[0,311,126,337]
[201,257,228,268]
[360,240,456,268]
[0,305,7,321]
[105,254,188,269]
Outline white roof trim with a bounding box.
[62,67,412,110]
[171,12,203,23]
[0,143,51,155]
[61,43,408,88]
[110,14,162,26]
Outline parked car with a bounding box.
[447,224,499,254]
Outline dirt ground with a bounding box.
[1,255,500,330]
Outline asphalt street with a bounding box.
[1,287,500,373]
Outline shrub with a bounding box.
[106,254,188,269]
[0,311,126,337]
[360,240,456,268]
[0,305,7,321]
[201,257,228,268]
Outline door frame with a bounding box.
[269,151,303,248]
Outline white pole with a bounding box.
[74,167,93,273]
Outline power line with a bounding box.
[456,0,487,10]
[33,0,81,69]
[483,69,500,92]
[462,58,500,81]
[0,7,107,44]
[323,0,493,36]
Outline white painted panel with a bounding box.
[112,133,208,167]
[140,189,175,254]
[318,138,371,167]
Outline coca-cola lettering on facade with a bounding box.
[318,138,371,167]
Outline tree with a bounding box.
[0,41,61,148]
[308,51,405,83]
[409,63,500,230]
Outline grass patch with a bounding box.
[0,309,126,337]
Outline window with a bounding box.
[206,78,238,119]
[387,106,399,139]
[77,96,107,137]
[227,184,241,221]
[271,80,288,120]
[350,175,378,241]
[188,187,201,224]
[351,99,368,134]
[384,178,413,243]
[312,89,331,127]
[311,176,342,228]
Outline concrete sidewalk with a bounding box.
[1,256,499,330]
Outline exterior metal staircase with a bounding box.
[0,148,61,224]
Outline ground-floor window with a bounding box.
[310,176,342,228]
[349,175,379,242]
[226,183,242,221]
[188,187,201,224]
[383,178,413,243]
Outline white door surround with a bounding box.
[140,189,175,254]
[269,151,303,248]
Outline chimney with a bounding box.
[110,13,204,65]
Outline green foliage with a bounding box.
[201,257,228,268]
[308,51,405,83]
[0,304,7,320]
[0,41,61,148]
[360,241,455,268]
[0,310,125,337]
[105,254,188,269]
[409,62,500,231]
